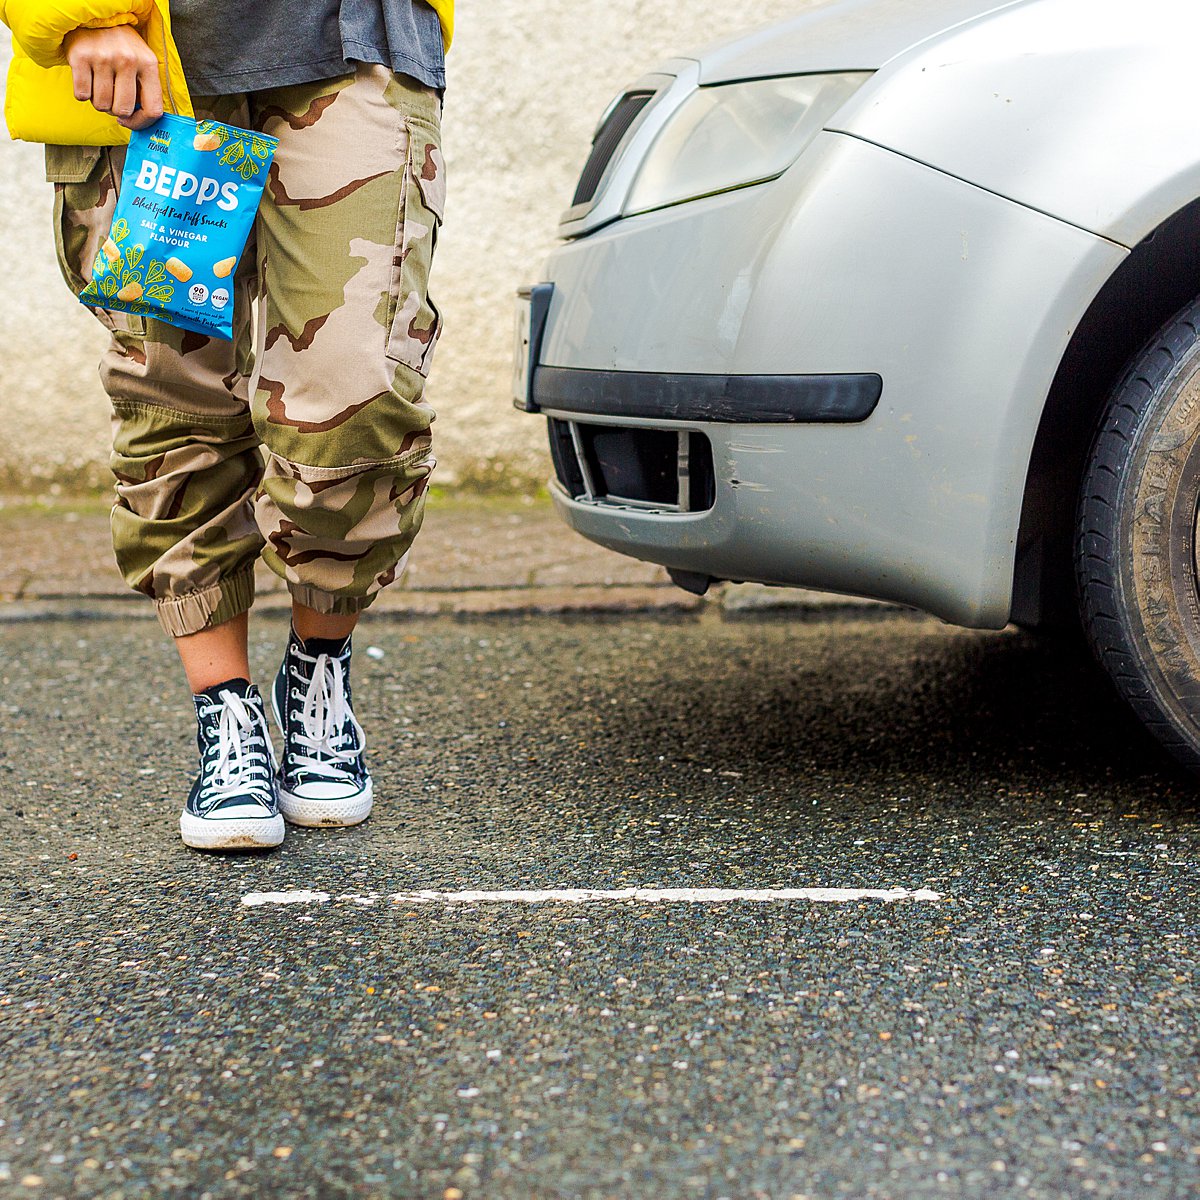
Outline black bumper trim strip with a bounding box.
[532,367,882,424]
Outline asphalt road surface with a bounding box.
[1,610,1197,1199]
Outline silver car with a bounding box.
[514,0,1200,771]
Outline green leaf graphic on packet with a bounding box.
[80,113,278,339]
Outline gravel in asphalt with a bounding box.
[0,611,1197,1199]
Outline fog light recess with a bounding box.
[547,419,715,513]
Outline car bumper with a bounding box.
[531,365,882,424]
[524,132,1125,627]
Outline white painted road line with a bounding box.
[241,886,942,908]
[241,890,332,906]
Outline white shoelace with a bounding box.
[289,650,365,782]
[199,690,273,807]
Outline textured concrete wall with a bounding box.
[0,0,811,492]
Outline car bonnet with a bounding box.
[694,0,1026,82]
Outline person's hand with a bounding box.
[63,26,164,130]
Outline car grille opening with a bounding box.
[547,418,715,513]
[571,91,655,208]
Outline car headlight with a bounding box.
[624,72,871,216]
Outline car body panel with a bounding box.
[828,0,1200,246]
[540,133,1125,626]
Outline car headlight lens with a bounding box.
[624,72,871,216]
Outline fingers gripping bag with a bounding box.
[80,114,278,338]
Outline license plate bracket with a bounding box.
[512,283,554,412]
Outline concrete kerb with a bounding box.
[0,492,894,621]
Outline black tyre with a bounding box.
[1077,297,1200,772]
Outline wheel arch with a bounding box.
[1011,195,1200,629]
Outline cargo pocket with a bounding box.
[47,144,147,339]
[385,115,445,376]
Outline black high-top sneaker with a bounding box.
[181,679,284,851]
[272,629,373,827]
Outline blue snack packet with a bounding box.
[80,113,278,339]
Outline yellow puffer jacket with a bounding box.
[2,0,454,145]
[3,0,193,143]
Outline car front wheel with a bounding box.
[1077,298,1200,773]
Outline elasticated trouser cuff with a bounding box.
[287,583,379,616]
[155,567,256,637]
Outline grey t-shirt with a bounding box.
[171,1,446,96]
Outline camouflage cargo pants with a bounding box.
[47,65,444,636]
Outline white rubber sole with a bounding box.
[180,810,285,851]
[278,780,374,828]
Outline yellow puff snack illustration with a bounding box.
[165,257,193,283]
[213,256,237,278]
[193,132,222,152]
[102,237,121,264]
[116,282,144,302]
